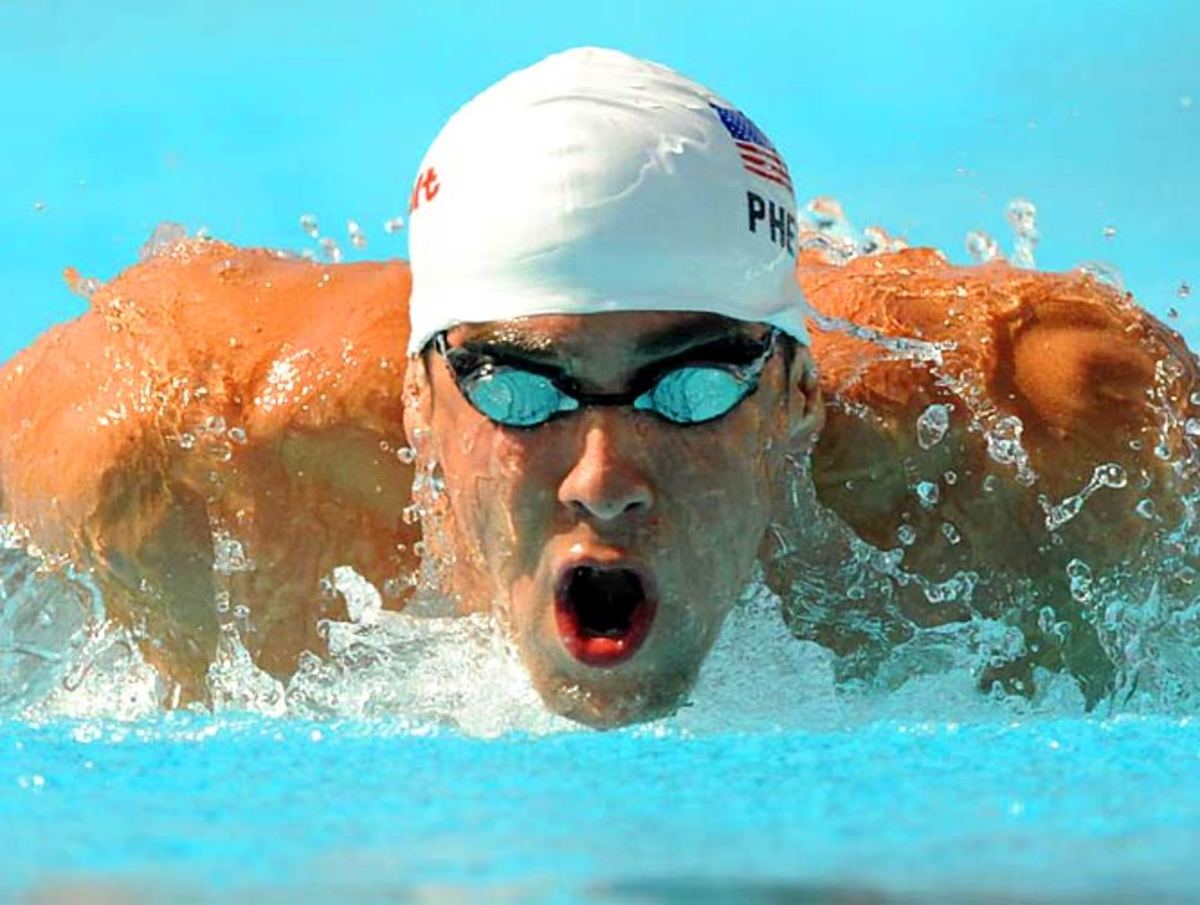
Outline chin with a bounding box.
[528,657,702,729]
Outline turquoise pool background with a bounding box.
[1,0,1197,361]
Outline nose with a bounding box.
[557,416,655,521]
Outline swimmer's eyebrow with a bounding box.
[457,316,757,367]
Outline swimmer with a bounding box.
[1,47,1195,723]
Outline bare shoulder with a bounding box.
[0,240,421,698]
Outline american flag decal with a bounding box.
[709,103,793,194]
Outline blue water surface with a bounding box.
[3,715,1199,903]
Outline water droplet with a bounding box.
[318,237,342,263]
[1005,198,1039,268]
[1066,559,1093,603]
[383,216,405,234]
[139,222,189,261]
[32,201,45,213]
[916,403,952,449]
[1096,463,1127,488]
[203,415,226,436]
[212,442,234,462]
[943,470,958,485]
[1077,261,1124,291]
[916,480,940,509]
[1103,225,1117,239]
[1180,282,1192,300]
[396,446,417,465]
[229,427,248,445]
[347,219,367,249]
[299,213,319,238]
[897,525,917,546]
[806,196,847,229]
[402,504,422,526]
[178,432,196,450]
[965,230,1000,264]
[941,522,962,545]
[1136,498,1158,520]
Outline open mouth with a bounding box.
[554,564,657,667]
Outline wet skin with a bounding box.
[0,240,1195,720]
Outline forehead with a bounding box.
[447,311,762,364]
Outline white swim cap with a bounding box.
[406,46,808,354]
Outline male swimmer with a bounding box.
[1,47,1195,725]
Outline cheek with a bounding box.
[436,414,564,572]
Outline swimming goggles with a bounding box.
[433,328,779,428]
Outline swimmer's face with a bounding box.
[404,311,823,727]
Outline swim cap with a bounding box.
[406,46,808,354]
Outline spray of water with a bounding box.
[3,212,1200,734]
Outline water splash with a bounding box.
[965,230,1002,264]
[138,222,189,261]
[1005,198,1038,268]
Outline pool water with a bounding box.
[5,715,1200,903]
[3,1,1200,901]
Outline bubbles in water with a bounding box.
[897,525,917,546]
[941,522,962,545]
[1180,283,1192,300]
[299,213,319,239]
[1103,225,1118,239]
[916,403,952,449]
[178,432,196,450]
[383,217,405,234]
[1182,95,1195,110]
[965,230,1001,264]
[32,201,45,213]
[347,219,367,249]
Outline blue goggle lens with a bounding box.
[462,368,580,427]
[631,366,753,425]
